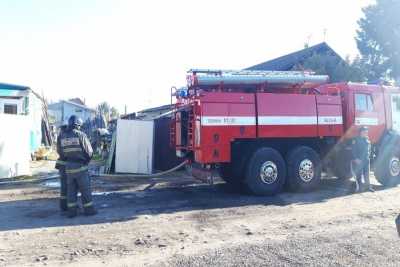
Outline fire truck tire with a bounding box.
[219,163,244,188]
[374,152,400,187]
[244,147,286,196]
[286,146,322,192]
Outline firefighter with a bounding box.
[57,115,97,218]
[55,124,68,212]
[352,126,374,192]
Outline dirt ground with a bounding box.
[0,161,399,267]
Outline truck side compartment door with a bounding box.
[257,93,318,138]
[196,92,256,163]
[316,95,343,137]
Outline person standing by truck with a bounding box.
[57,115,97,218]
[352,126,374,192]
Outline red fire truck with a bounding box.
[171,69,400,195]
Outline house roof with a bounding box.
[120,112,136,120]
[63,100,96,112]
[69,98,85,106]
[0,82,30,91]
[137,104,174,114]
[0,83,43,102]
[49,100,96,112]
[246,42,343,71]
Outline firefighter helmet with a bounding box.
[68,115,83,128]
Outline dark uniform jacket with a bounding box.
[352,136,371,162]
[57,128,93,165]
[55,126,68,170]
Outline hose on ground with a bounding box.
[94,160,189,179]
[0,161,189,186]
[0,174,60,186]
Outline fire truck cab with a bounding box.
[171,69,400,196]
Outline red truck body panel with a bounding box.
[189,92,344,164]
[196,92,256,163]
[256,93,342,138]
[173,71,400,165]
[257,93,318,138]
[316,95,344,137]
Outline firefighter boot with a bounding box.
[367,186,375,192]
[67,207,78,218]
[354,180,360,193]
[84,206,98,216]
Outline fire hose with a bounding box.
[93,160,189,179]
[0,160,188,186]
[0,174,60,186]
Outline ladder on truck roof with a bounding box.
[188,69,329,87]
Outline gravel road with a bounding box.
[0,162,399,266]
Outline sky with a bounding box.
[0,0,374,113]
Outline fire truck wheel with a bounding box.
[219,163,244,188]
[244,147,286,196]
[286,146,322,192]
[374,152,400,187]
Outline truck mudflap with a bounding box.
[187,163,216,185]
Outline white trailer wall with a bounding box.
[0,114,31,178]
[0,89,43,153]
[115,119,154,174]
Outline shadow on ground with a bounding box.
[0,176,388,232]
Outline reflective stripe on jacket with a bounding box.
[58,128,93,164]
[56,160,67,165]
[65,166,89,174]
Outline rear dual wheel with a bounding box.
[244,146,321,196]
[286,146,321,192]
[244,147,286,196]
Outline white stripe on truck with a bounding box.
[258,116,317,125]
[318,116,343,125]
[201,116,256,126]
[355,117,378,126]
[201,116,343,126]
